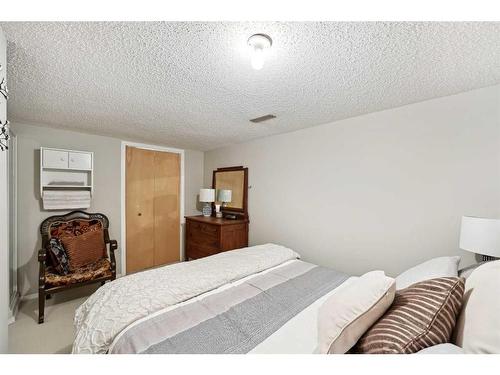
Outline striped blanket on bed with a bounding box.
[110,261,348,354]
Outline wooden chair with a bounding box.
[38,210,117,324]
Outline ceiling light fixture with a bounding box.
[247,34,272,70]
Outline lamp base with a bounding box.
[202,203,212,217]
[481,255,498,262]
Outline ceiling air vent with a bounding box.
[250,114,276,123]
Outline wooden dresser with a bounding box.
[185,215,249,260]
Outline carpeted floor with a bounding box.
[8,285,99,354]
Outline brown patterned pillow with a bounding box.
[354,277,465,354]
[61,229,106,272]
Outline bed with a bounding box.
[72,243,500,354]
[72,244,355,354]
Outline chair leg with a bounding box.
[38,290,45,324]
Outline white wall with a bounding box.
[12,122,204,297]
[0,26,8,353]
[205,85,500,277]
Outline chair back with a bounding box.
[40,210,110,267]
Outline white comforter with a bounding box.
[72,244,300,354]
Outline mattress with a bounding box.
[72,244,352,354]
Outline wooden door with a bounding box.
[126,147,180,274]
[153,151,180,265]
[126,147,155,273]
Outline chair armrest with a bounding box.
[104,230,117,251]
[105,239,118,277]
[38,248,47,263]
[106,239,118,251]
[38,248,46,287]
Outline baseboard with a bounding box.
[8,292,20,324]
[20,292,38,301]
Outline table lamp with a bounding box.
[460,216,500,261]
[216,189,232,218]
[199,188,215,217]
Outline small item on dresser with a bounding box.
[47,238,70,275]
[215,204,222,218]
[199,188,215,217]
[354,277,465,354]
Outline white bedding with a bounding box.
[107,258,357,354]
[250,275,357,354]
[73,244,300,354]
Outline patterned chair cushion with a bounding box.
[354,277,465,354]
[47,238,70,275]
[45,258,112,287]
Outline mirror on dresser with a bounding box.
[212,166,248,219]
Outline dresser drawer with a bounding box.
[189,221,219,239]
[186,243,218,260]
[185,216,249,261]
[187,230,219,248]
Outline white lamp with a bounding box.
[460,216,500,261]
[217,189,232,204]
[215,189,232,218]
[199,188,215,217]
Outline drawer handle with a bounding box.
[138,213,142,216]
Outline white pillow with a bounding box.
[417,343,464,354]
[453,260,500,353]
[395,256,461,290]
[317,271,395,354]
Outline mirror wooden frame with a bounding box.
[212,166,248,219]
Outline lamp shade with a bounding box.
[217,189,232,203]
[459,216,500,257]
[199,188,215,203]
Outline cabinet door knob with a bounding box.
[138,213,142,216]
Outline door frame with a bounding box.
[8,130,18,323]
[121,141,185,275]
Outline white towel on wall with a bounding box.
[42,190,91,210]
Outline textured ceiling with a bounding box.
[1,22,499,151]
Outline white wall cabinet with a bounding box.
[42,149,69,169]
[40,147,94,198]
[68,151,92,170]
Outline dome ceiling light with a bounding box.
[247,34,272,70]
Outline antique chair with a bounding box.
[38,210,117,323]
